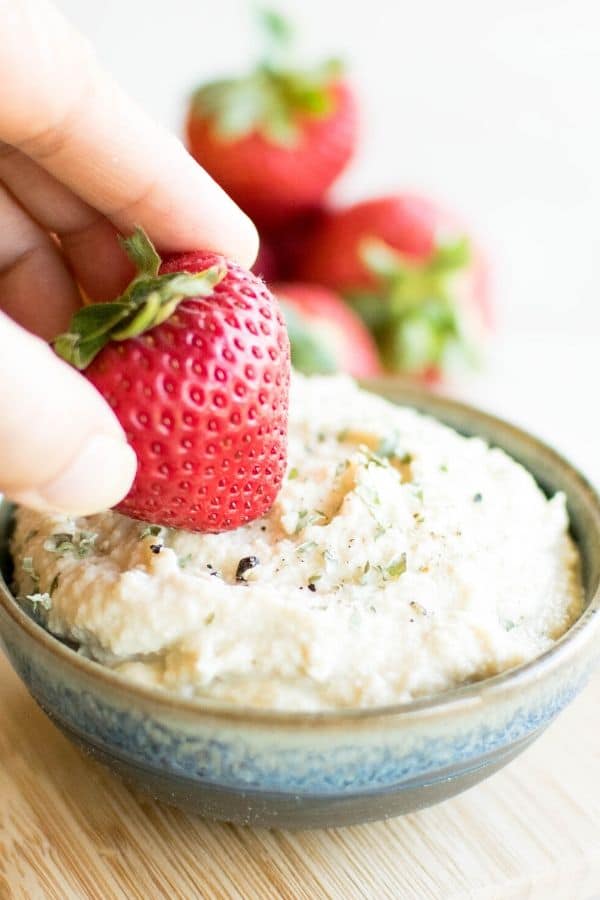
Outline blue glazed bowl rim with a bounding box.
[1,381,599,726]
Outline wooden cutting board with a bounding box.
[1,652,599,900]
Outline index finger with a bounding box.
[0,0,258,268]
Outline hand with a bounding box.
[0,0,258,516]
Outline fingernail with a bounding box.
[9,435,137,516]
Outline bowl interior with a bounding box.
[0,380,599,724]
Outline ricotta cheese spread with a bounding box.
[11,375,583,710]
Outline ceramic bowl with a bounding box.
[0,382,599,829]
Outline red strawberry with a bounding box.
[54,229,290,533]
[263,205,327,280]
[251,238,280,283]
[186,12,357,228]
[273,282,380,379]
[298,195,490,380]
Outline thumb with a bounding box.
[0,312,136,515]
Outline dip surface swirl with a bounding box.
[11,375,583,710]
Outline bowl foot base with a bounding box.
[55,717,543,829]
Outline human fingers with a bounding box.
[0,0,258,267]
[0,180,80,339]
[0,312,136,515]
[0,144,134,303]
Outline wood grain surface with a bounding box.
[1,652,599,900]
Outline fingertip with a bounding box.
[8,435,137,517]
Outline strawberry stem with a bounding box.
[257,7,295,69]
[54,228,225,370]
[119,227,161,277]
[191,10,343,147]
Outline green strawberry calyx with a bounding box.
[54,227,225,370]
[279,300,338,375]
[347,237,479,376]
[190,8,344,147]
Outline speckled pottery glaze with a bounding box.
[1,382,599,829]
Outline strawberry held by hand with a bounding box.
[299,195,490,380]
[55,229,290,533]
[274,282,380,379]
[186,11,357,228]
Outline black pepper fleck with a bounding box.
[260,526,267,532]
[308,583,317,592]
[236,556,260,581]
[150,544,162,554]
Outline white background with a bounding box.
[56,0,600,482]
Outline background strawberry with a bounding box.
[251,238,280,283]
[186,10,357,227]
[55,229,290,533]
[297,194,490,380]
[261,205,326,280]
[273,282,380,378]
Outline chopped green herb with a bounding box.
[335,459,351,477]
[322,547,337,564]
[294,509,326,533]
[317,431,326,443]
[44,530,97,558]
[26,592,52,610]
[376,433,398,458]
[440,463,449,473]
[78,531,97,556]
[178,553,193,569]
[362,447,387,469]
[375,433,412,465]
[503,618,517,631]
[139,524,164,540]
[288,467,299,480]
[296,540,317,556]
[386,553,408,579]
[307,573,322,584]
[473,492,483,503]
[374,524,388,540]
[358,560,372,585]
[294,510,309,533]
[337,428,349,442]
[356,485,381,507]
[22,557,39,585]
[44,533,75,554]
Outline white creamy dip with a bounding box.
[11,375,583,710]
